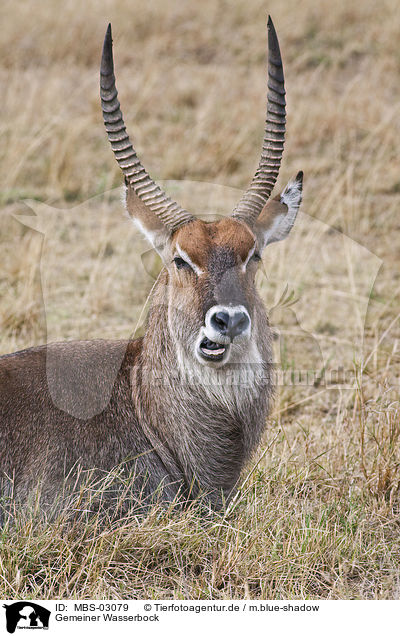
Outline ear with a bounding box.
[125,180,171,255]
[254,171,303,251]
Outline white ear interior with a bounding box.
[132,218,169,253]
[263,178,302,247]
[123,183,170,255]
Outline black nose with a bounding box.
[210,310,250,340]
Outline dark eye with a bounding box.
[251,252,262,262]
[173,256,192,271]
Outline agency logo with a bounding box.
[2,603,50,634]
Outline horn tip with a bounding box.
[104,22,112,47]
[267,15,281,62]
[267,15,276,36]
[101,23,114,75]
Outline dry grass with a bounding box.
[1,0,400,599]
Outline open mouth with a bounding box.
[199,337,228,362]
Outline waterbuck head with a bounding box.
[100,19,303,370]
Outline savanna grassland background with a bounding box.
[1,0,400,599]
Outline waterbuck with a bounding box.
[0,18,303,513]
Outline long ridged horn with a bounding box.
[232,16,286,225]
[100,24,194,231]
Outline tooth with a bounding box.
[203,348,225,356]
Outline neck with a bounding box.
[133,273,273,505]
